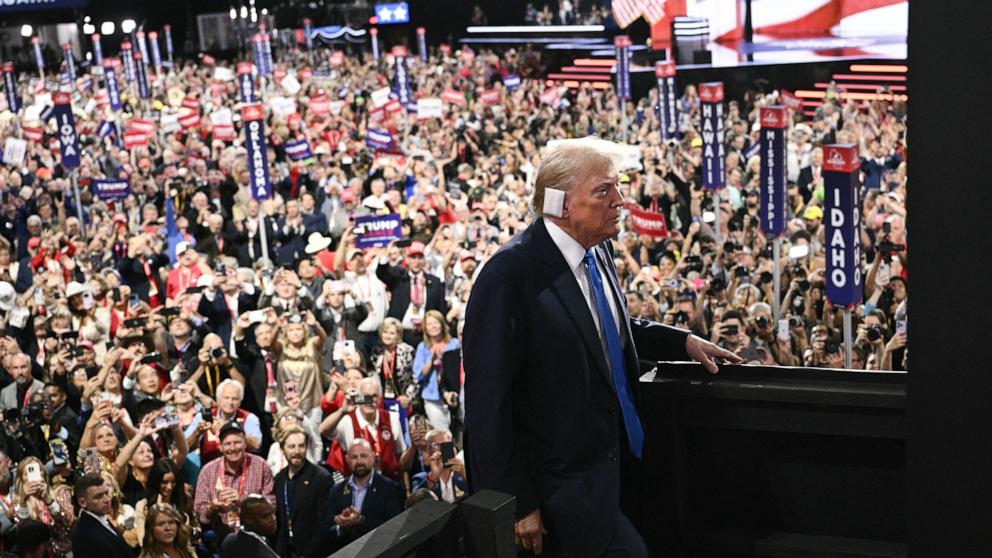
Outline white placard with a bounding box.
[417,98,443,118]
[209,108,233,126]
[212,67,235,82]
[3,138,27,168]
[280,74,301,95]
[370,87,392,108]
[269,96,297,117]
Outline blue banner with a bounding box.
[393,56,410,106]
[614,36,631,101]
[103,62,122,111]
[52,93,80,169]
[32,39,44,74]
[303,19,313,51]
[0,0,86,12]
[417,28,427,62]
[354,213,403,248]
[122,43,136,83]
[284,139,313,161]
[91,34,103,66]
[823,144,863,308]
[2,64,19,114]
[164,25,174,66]
[238,65,255,103]
[699,82,725,190]
[370,29,380,61]
[253,35,268,77]
[135,53,150,99]
[243,104,272,200]
[91,178,130,201]
[759,106,787,235]
[374,2,410,25]
[503,74,520,90]
[262,35,274,78]
[136,32,149,65]
[63,45,76,81]
[654,62,678,141]
[366,128,394,151]
[149,32,162,71]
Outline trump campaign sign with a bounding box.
[354,213,403,248]
[625,204,668,237]
[243,103,272,200]
[92,178,130,201]
[699,82,725,190]
[103,60,122,111]
[822,144,863,308]
[759,106,787,235]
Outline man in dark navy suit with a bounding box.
[71,474,135,558]
[324,438,405,552]
[464,138,740,557]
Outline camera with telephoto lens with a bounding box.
[708,276,726,293]
[755,316,771,330]
[211,347,225,359]
[24,403,44,427]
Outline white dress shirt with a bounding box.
[545,220,622,342]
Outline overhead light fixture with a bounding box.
[121,19,136,34]
[261,8,268,15]
[84,16,91,23]
[240,6,248,18]
[101,21,115,34]
[230,7,237,20]
[20,25,32,37]
[83,23,96,34]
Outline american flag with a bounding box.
[638,0,667,25]
[612,0,641,29]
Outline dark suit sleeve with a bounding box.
[303,473,335,558]
[375,262,406,290]
[630,318,690,363]
[462,252,540,519]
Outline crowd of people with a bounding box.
[0,20,906,558]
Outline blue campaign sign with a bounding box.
[284,139,313,161]
[3,63,19,114]
[366,128,394,151]
[374,2,410,25]
[354,213,403,248]
[91,179,130,201]
[759,106,787,235]
[51,92,80,169]
[503,74,521,90]
[699,82,725,190]
[822,143,863,308]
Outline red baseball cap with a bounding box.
[406,241,426,257]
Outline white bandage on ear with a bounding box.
[543,188,565,218]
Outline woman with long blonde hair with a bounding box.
[12,456,75,556]
[276,311,326,421]
[139,504,195,558]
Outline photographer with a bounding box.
[197,259,256,349]
[711,311,748,353]
[188,334,244,400]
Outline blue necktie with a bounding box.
[584,250,644,459]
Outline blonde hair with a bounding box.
[421,310,451,345]
[531,137,626,218]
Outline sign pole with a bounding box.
[71,170,86,240]
[843,309,853,369]
[773,237,782,321]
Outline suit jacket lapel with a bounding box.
[535,220,613,390]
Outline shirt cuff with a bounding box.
[122,376,136,390]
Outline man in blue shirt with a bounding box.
[325,439,404,551]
